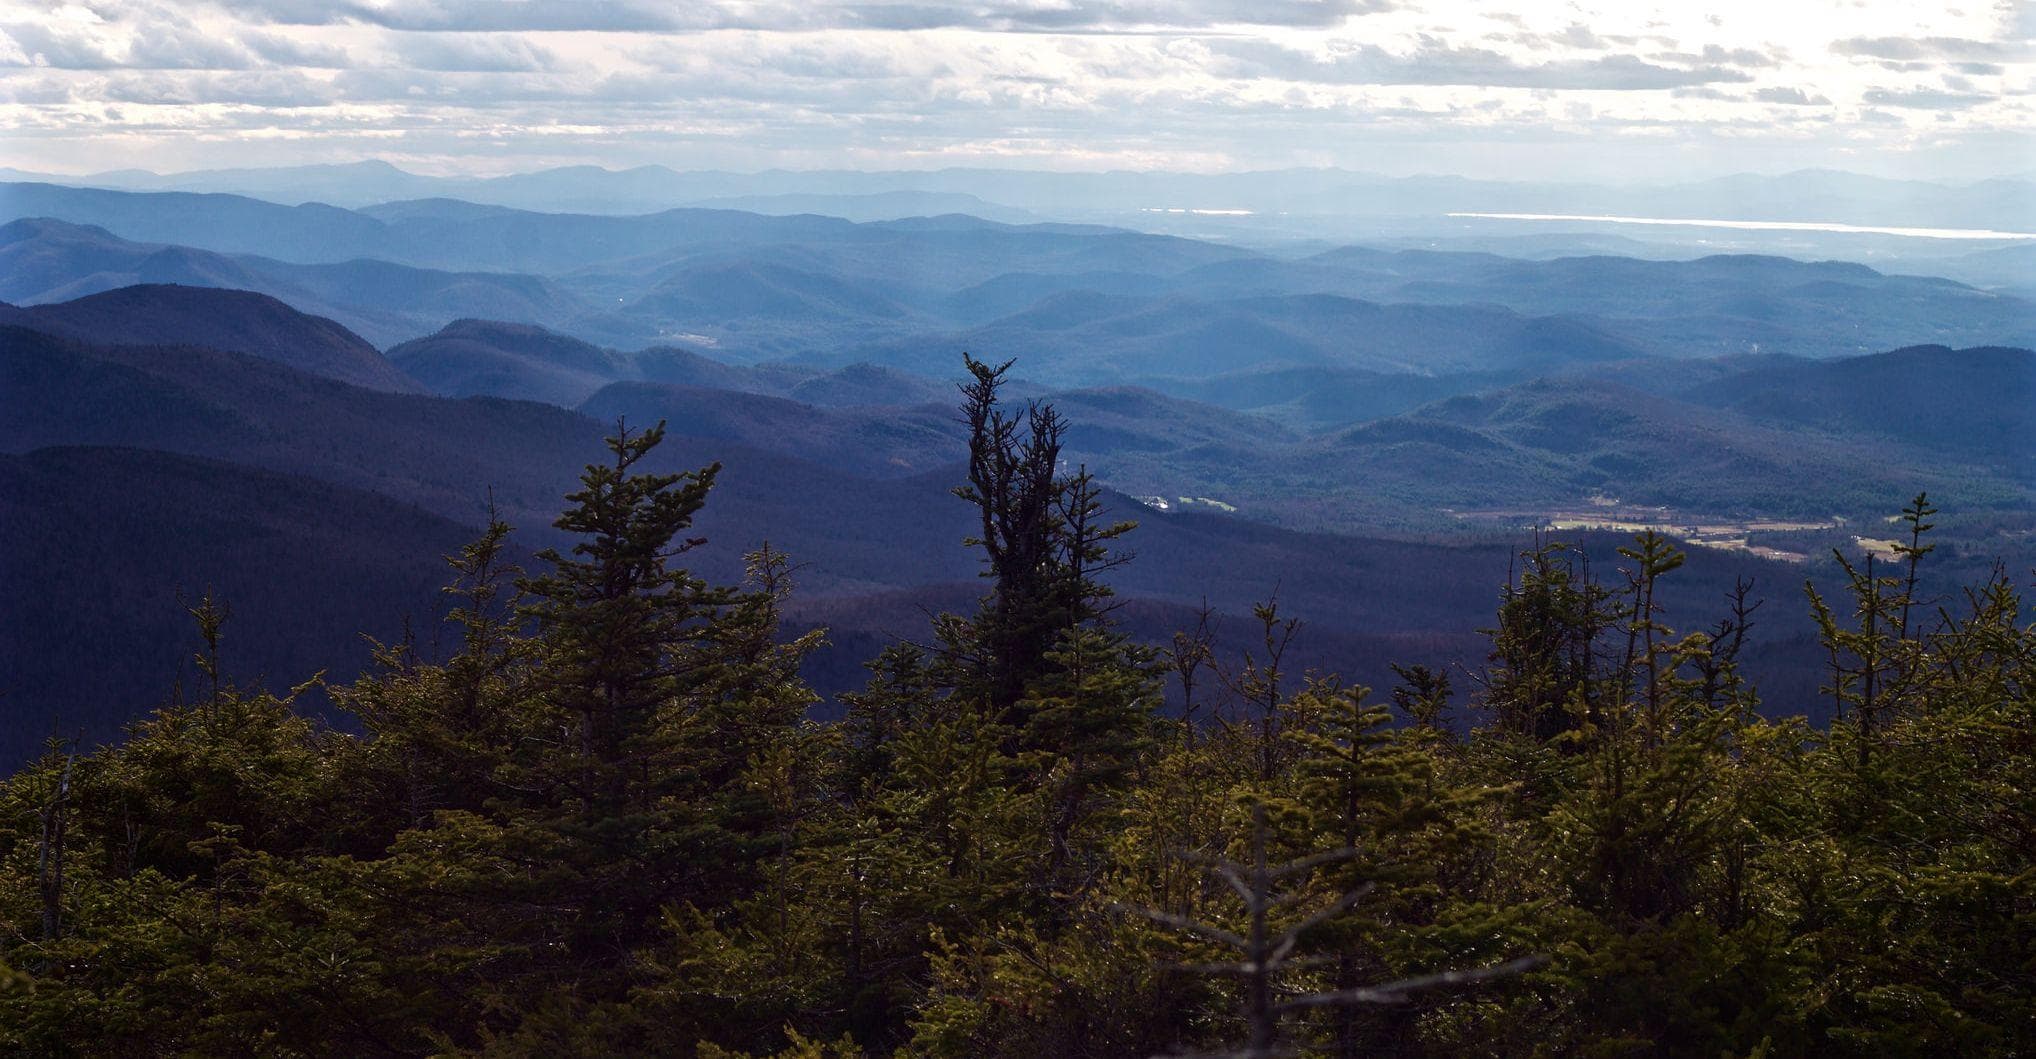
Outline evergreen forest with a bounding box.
[3,356,2032,1058]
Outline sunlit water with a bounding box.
[1448,211,2036,241]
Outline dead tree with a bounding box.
[1170,602,1217,748]
[38,744,76,944]
[1120,806,1544,1058]
[1214,597,1302,783]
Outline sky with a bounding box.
[1,0,2030,181]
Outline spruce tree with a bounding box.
[948,355,1133,722]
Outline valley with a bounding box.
[1444,501,1846,562]
[0,174,2030,767]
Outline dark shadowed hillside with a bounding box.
[389,319,637,405]
[579,383,965,478]
[1,312,1862,765]
[0,445,476,763]
[0,324,595,527]
[1685,345,2036,468]
[2,279,2030,777]
[0,285,422,392]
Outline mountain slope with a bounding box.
[0,305,1987,768]
[0,182,390,260]
[0,217,587,347]
[1304,360,2036,519]
[848,291,1648,384]
[0,324,592,526]
[391,318,953,408]
[0,218,274,303]
[0,445,477,762]
[579,383,964,478]
[0,285,422,393]
[389,319,635,405]
[1684,345,2035,468]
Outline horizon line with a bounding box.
[6,160,2030,188]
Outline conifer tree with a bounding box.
[1019,624,1162,889]
[519,418,726,778]
[949,354,1133,721]
[362,418,811,1048]
[336,507,527,836]
[1481,540,1619,743]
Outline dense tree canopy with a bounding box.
[1,368,2031,1057]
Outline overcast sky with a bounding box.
[2,0,2030,181]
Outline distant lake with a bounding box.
[1140,207,1256,216]
[1448,211,2036,241]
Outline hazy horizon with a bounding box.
[8,157,2035,186]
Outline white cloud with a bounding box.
[1,22,127,68]
[1862,85,1994,109]
[1208,38,1756,89]
[206,0,1391,32]
[1754,85,1829,105]
[241,29,351,67]
[388,32,558,72]
[0,0,2026,178]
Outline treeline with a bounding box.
[2,358,2032,1057]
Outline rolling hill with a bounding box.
[0,285,422,392]
[841,291,1650,384]
[0,217,587,347]
[7,289,2025,767]
[6,183,2031,376]
[391,318,954,408]
[389,319,637,405]
[1684,345,2036,468]
[578,383,964,479]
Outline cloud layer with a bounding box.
[0,0,2028,179]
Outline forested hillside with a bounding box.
[2,365,2031,1056]
[8,185,2032,368]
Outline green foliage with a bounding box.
[948,354,1136,720]
[3,381,2033,1057]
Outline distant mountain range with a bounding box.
[26,283,2025,760]
[0,217,585,348]
[389,318,957,408]
[2,194,2027,380]
[7,279,2028,533]
[2,174,2031,763]
[5,162,2029,236]
[0,292,1495,756]
[380,313,2036,520]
